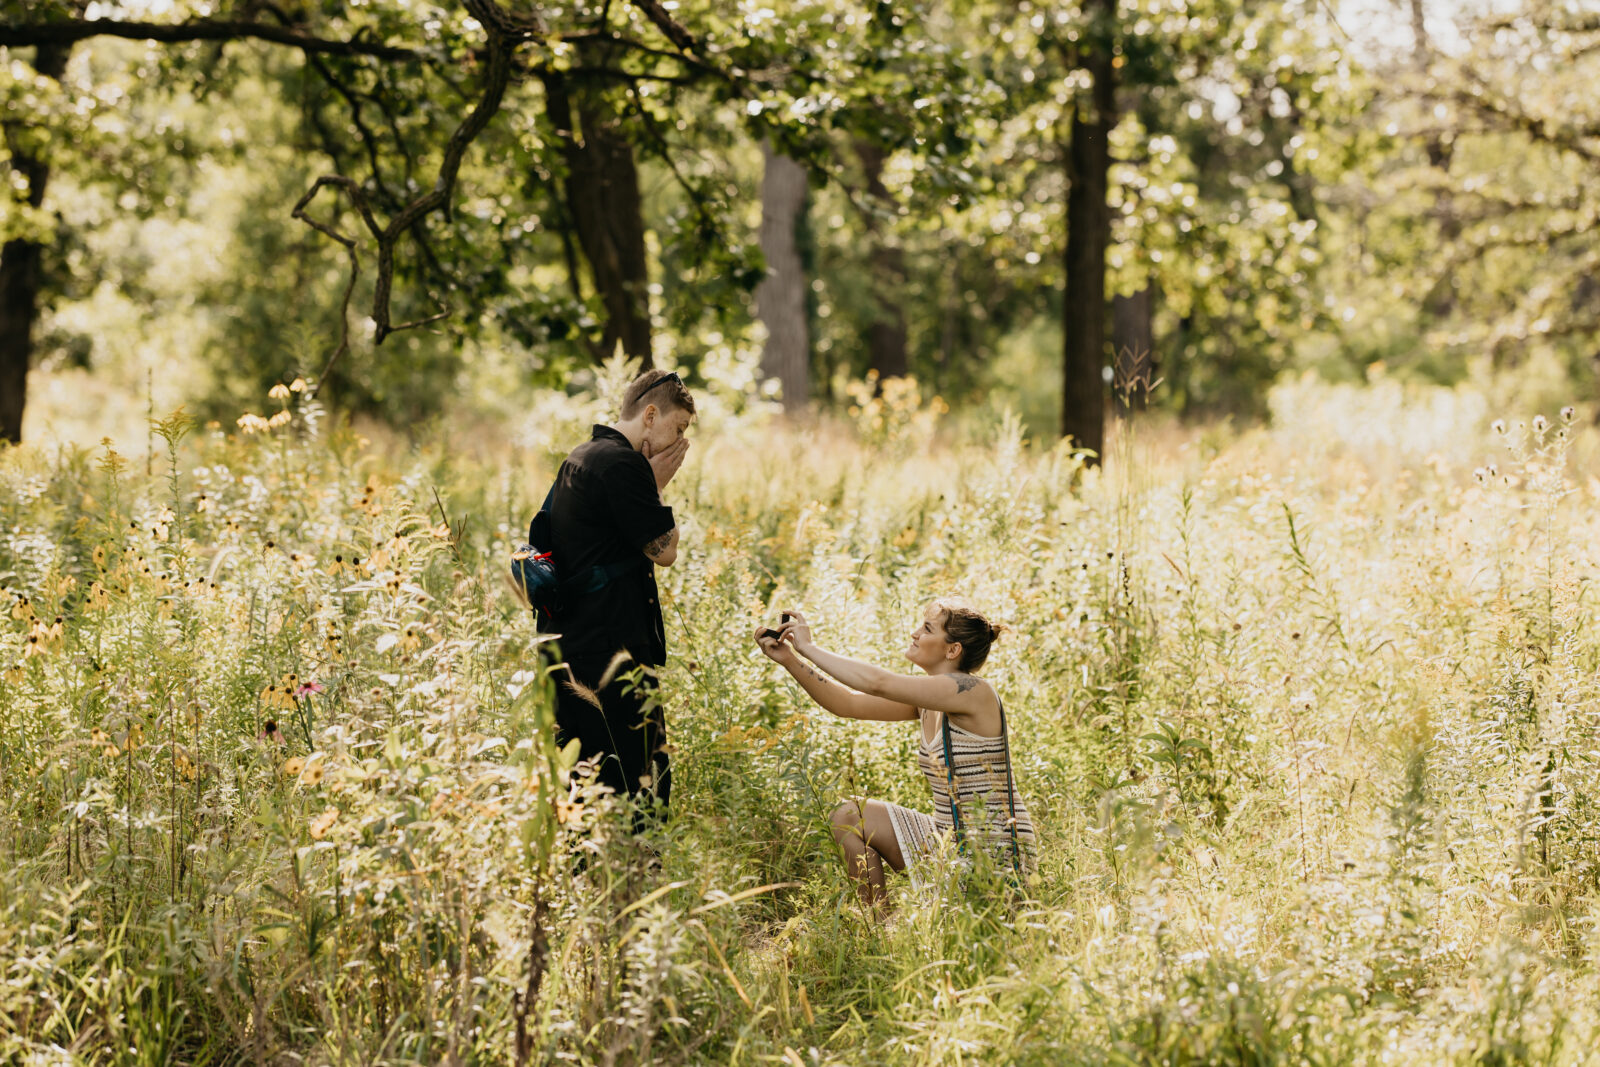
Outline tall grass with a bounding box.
[2,374,1599,1065]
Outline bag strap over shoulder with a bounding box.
[941,700,1025,882]
[942,710,965,849]
[998,699,1024,878]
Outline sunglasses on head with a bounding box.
[642,370,682,398]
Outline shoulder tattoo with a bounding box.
[644,530,674,558]
[953,674,980,694]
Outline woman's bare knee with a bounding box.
[830,800,864,845]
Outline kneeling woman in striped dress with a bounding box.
[754,600,1036,910]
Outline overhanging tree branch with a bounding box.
[10,3,762,389]
[291,0,537,380]
[1481,13,1600,35]
[0,18,420,60]
[1444,71,1600,165]
[625,0,750,96]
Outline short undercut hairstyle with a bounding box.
[620,369,696,419]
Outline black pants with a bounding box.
[552,656,670,811]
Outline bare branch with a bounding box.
[305,54,403,209]
[290,176,364,389]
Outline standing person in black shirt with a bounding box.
[543,369,694,812]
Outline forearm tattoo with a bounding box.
[644,530,674,558]
[796,660,834,687]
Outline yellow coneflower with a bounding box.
[2,663,22,684]
[280,756,305,778]
[308,807,338,839]
[261,683,295,711]
[237,413,271,434]
[268,383,291,400]
[289,377,308,393]
[400,628,422,652]
[11,595,33,621]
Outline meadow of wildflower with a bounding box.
[3,368,1600,1066]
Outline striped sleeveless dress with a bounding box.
[883,705,1038,880]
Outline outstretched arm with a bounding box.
[791,640,994,717]
[755,629,917,722]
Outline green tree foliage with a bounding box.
[7,1,1597,439]
[1342,0,1600,385]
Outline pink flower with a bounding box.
[294,682,325,697]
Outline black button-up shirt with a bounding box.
[540,425,676,667]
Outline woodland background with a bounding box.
[3,0,1597,448]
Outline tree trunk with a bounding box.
[755,140,810,413]
[855,139,908,382]
[1112,286,1155,411]
[1407,0,1451,170]
[543,70,652,367]
[1404,0,1457,315]
[1061,7,1116,460]
[0,43,71,445]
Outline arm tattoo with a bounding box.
[799,662,832,687]
[643,530,673,559]
[953,674,980,694]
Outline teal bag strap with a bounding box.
[941,710,966,852]
[998,699,1024,879]
[941,702,1025,882]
